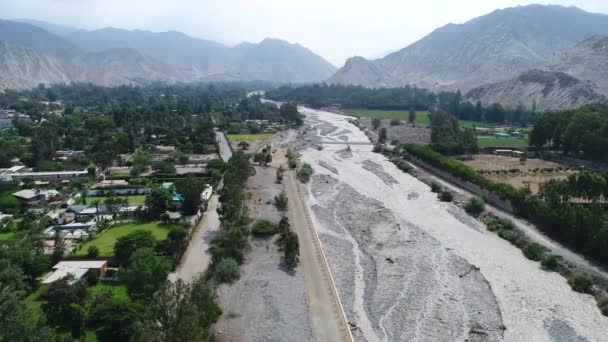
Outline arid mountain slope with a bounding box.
[329,5,608,92]
[552,35,608,95]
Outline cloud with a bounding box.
[2,0,608,66]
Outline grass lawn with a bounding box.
[85,195,146,205]
[24,285,48,320]
[75,221,171,257]
[227,133,273,141]
[109,171,130,178]
[89,281,129,301]
[345,108,479,128]
[0,232,15,241]
[478,137,529,148]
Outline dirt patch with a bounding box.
[359,118,431,144]
[362,160,398,185]
[246,166,283,222]
[462,155,574,193]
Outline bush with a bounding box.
[522,242,546,261]
[598,297,608,316]
[541,253,560,271]
[297,163,314,183]
[390,119,401,126]
[87,271,99,285]
[214,257,240,283]
[439,190,453,202]
[465,197,485,216]
[430,181,442,193]
[251,219,278,236]
[567,273,593,294]
[396,161,412,173]
[274,192,288,211]
[87,245,100,259]
[372,144,383,153]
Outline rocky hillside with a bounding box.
[552,35,608,95]
[329,5,608,91]
[0,41,71,90]
[465,70,608,111]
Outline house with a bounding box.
[42,260,108,284]
[13,189,60,204]
[163,211,182,223]
[55,150,85,161]
[201,185,213,202]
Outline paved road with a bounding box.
[411,162,608,279]
[215,131,233,162]
[169,195,221,283]
[284,170,353,342]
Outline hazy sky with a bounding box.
[2,0,608,66]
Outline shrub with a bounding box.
[214,257,240,283]
[522,242,546,261]
[372,144,383,153]
[598,297,608,316]
[396,161,412,173]
[541,253,560,271]
[465,197,485,216]
[297,163,314,183]
[430,181,442,193]
[567,273,593,294]
[87,271,99,285]
[390,119,401,126]
[439,190,453,202]
[87,245,100,259]
[251,219,278,236]
[274,192,288,211]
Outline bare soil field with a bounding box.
[462,155,575,193]
[358,118,431,144]
[215,160,315,342]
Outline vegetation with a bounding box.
[251,219,278,236]
[75,222,171,257]
[438,190,454,202]
[477,137,529,148]
[213,258,240,283]
[430,110,478,155]
[297,163,314,183]
[119,248,173,299]
[228,134,273,141]
[277,217,299,273]
[274,192,288,211]
[465,197,485,216]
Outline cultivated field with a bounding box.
[478,136,529,148]
[346,108,477,127]
[462,154,574,193]
[227,133,273,141]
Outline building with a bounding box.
[0,109,29,127]
[0,170,88,182]
[55,150,85,161]
[201,185,213,202]
[13,189,60,204]
[42,260,108,284]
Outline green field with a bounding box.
[478,137,529,148]
[85,195,146,205]
[0,232,15,241]
[345,109,478,128]
[228,133,273,141]
[89,281,129,301]
[75,221,171,257]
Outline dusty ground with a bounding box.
[358,117,431,144]
[295,107,608,342]
[462,155,574,193]
[215,160,315,342]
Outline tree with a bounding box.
[264,152,272,165]
[378,128,387,143]
[175,176,206,215]
[153,160,177,174]
[238,141,250,150]
[145,186,172,218]
[114,230,156,265]
[282,231,300,272]
[104,195,128,222]
[297,163,314,183]
[408,107,417,125]
[87,164,97,177]
[130,149,151,176]
[372,118,381,130]
[279,102,303,126]
[42,276,88,338]
[0,286,56,342]
[87,245,100,259]
[213,257,239,283]
[88,298,143,342]
[119,248,173,299]
[438,190,454,202]
[274,192,288,211]
[133,277,221,342]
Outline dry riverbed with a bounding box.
[295,106,608,342]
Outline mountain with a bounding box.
[12,18,79,37]
[551,35,608,95]
[0,19,80,59]
[465,69,608,111]
[65,48,187,87]
[329,5,608,91]
[66,29,336,83]
[0,41,71,90]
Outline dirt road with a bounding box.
[169,195,221,283]
[215,131,233,162]
[284,170,352,342]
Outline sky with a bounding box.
[2,0,608,66]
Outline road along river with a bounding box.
[294,106,608,342]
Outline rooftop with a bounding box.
[13,189,60,200]
[42,260,107,284]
